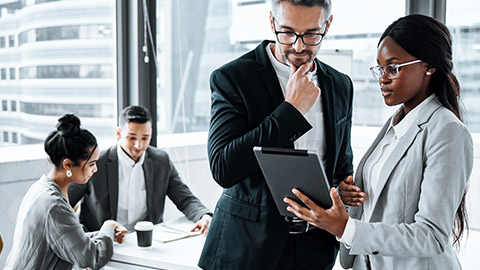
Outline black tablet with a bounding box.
[253,146,332,217]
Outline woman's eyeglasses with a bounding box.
[370,59,422,80]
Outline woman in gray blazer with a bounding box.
[5,114,127,270]
[284,15,473,270]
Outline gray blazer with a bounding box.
[340,97,473,270]
[68,145,211,232]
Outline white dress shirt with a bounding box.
[265,44,326,167]
[116,144,148,230]
[339,94,435,247]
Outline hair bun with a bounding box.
[56,113,81,137]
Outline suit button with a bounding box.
[372,251,379,255]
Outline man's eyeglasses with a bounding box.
[370,59,422,80]
[272,17,327,46]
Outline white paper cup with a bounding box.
[134,221,154,247]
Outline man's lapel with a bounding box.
[315,59,336,181]
[107,146,119,219]
[143,149,155,220]
[256,40,285,108]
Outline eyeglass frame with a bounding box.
[272,17,328,46]
[370,59,423,81]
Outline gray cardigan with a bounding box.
[6,175,114,270]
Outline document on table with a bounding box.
[154,224,201,243]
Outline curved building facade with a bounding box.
[0,0,115,146]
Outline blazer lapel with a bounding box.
[369,98,443,215]
[256,41,285,108]
[316,59,336,181]
[350,121,390,220]
[357,121,391,191]
[142,149,155,220]
[106,146,119,219]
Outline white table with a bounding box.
[106,217,205,270]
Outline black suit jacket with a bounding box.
[68,145,211,231]
[198,40,354,269]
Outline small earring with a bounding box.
[426,71,432,76]
[66,170,72,177]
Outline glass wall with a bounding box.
[155,0,405,135]
[0,0,116,147]
[446,0,480,230]
[446,0,480,133]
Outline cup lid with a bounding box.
[134,221,154,231]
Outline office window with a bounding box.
[11,100,17,112]
[8,35,14,47]
[0,1,116,147]
[3,131,8,143]
[9,68,15,80]
[446,0,480,232]
[156,0,261,134]
[12,132,18,144]
[447,1,480,133]
[0,36,4,48]
[2,100,7,111]
[155,0,405,134]
[320,2,405,126]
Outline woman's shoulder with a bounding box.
[425,106,472,145]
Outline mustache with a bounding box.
[285,49,313,56]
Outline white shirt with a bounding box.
[265,43,326,167]
[339,94,435,247]
[116,143,148,231]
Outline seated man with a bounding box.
[68,105,212,234]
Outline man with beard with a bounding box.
[198,0,354,269]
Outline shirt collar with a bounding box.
[389,94,435,139]
[117,143,146,167]
[266,43,317,79]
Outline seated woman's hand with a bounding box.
[338,175,365,206]
[191,214,212,236]
[104,220,128,243]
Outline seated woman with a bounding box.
[284,14,473,270]
[5,114,127,270]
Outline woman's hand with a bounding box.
[191,214,212,236]
[104,220,128,243]
[338,176,365,206]
[284,188,349,238]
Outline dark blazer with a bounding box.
[68,145,211,232]
[198,40,354,269]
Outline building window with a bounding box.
[3,131,8,143]
[20,102,114,118]
[12,132,18,144]
[9,68,15,80]
[8,35,14,47]
[18,24,113,46]
[0,36,5,48]
[19,65,113,79]
[1,68,6,80]
[2,100,7,111]
[11,100,17,112]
